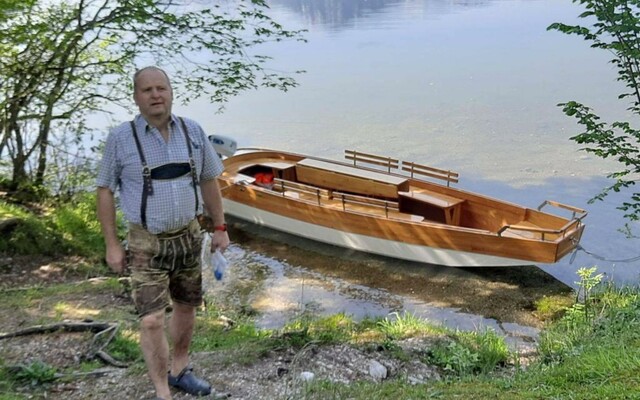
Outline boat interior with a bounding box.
[224,150,586,243]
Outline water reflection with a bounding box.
[271,0,494,29]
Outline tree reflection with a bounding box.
[271,0,493,29]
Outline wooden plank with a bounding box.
[298,158,407,185]
[402,161,459,185]
[296,158,409,198]
[344,150,400,171]
[333,191,399,210]
[399,190,464,209]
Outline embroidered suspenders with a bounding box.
[129,117,199,230]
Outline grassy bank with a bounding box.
[1,196,639,399]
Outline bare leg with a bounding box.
[140,310,172,400]
[169,302,196,375]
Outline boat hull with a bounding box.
[217,149,586,267]
[225,198,550,268]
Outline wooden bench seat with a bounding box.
[398,189,465,225]
[295,158,409,199]
[326,192,423,222]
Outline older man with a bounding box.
[96,66,229,400]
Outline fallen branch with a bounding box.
[54,367,124,379]
[95,350,129,368]
[0,320,130,368]
[0,276,130,293]
[0,321,115,340]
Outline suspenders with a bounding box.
[129,117,199,231]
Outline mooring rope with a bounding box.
[570,244,640,264]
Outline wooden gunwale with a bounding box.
[221,183,564,263]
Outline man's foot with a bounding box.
[168,366,212,396]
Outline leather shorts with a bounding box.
[127,219,203,317]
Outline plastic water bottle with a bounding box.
[211,249,228,281]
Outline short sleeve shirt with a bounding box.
[96,114,224,234]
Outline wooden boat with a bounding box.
[215,148,587,267]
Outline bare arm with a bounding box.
[200,178,230,252]
[96,187,126,273]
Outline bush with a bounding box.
[0,191,124,258]
[429,329,510,376]
[51,192,107,258]
[0,201,66,255]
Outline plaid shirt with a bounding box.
[96,114,223,234]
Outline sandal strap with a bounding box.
[173,365,194,382]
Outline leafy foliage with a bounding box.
[0,191,123,257]
[0,201,65,255]
[549,1,640,222]
[0,0,304,190]
[50,192,113,258]
[9,361,57,386]
[428,329,510,376]
[377,311,444,339]
[538,266,640,364]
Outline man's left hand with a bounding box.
[210,230,230,252]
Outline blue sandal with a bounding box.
[168,366,212,396]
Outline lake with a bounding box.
[174,0,638,286]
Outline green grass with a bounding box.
[377,311,446,339]
[3,270,640,399]
[0,278,121,311]
[1,192,125,258]
[293,274,640,399]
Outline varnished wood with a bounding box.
[219,149,587,265]
[296,158,409,199]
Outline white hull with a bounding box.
[224,199,532,267]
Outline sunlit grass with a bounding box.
[533,294,574,322]
[1,193,123,258]
[377,311,445,339]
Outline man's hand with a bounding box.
[210,230,230,253]
[105,242,127,274]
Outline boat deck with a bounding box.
[224,154,554,236]
[279,187,424,222]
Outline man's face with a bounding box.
[133,69,173,120]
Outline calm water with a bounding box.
[184,0,639,285]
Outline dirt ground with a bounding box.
[0,250,569,399]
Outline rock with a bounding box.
[368,359,387,380]
[299,371,315,382]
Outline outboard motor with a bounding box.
[208,135,237,158]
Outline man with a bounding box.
[96,66,229,400]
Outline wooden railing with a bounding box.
[401,161,459,187]
[272,178,330,205]
[271,178,402,218]
[497,219,584,241]
[332,191,399,217]
[497,200,587,241]
[344,150,400,173]
[345,150,459,186]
